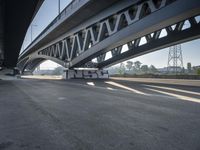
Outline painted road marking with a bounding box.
[106,87,114,90]
[143,84,200,96]
[105,81,147,95]
[146,88,200,103]
[87,82,95,86]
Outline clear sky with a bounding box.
[21,0,72,51]
[130,39,200,68]
[22,0,200,70]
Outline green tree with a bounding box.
[141,65,149,74]
[52,67,63,75]
[187,62,192,73]
[118,63,126,75]
[126,61,133,71]
[133,61,142,71]
[197,68,200,75]
[149,65,158,74]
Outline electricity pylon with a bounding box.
[167,45,184,74]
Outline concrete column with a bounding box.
[0,0,4,66]
[63,69,109,79]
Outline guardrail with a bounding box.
[20,0,84,57]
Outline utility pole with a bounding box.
[58,0,61,15]
[30,24,37,42]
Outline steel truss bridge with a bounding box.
[18,0,200,73]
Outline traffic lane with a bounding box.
[107,79,200,99]
[111,77,200,87]
[14,79,200,150]
[45,79,200,99]
[0,81,78,150]
[110,79,200,92]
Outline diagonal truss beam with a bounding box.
[92,16,200,68]
[36,0,173,64]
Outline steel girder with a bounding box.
[18,0,200,72]
[23,58,45,72]
[94,16,200,68]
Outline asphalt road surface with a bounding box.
[0,77,200,150]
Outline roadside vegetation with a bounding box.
[108,61,200,79]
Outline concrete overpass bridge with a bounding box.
[17,0,200,74]
[0,0,44,68]
[1,1,200,148]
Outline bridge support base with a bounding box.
[23,71,33,75]
[63,69,109,79]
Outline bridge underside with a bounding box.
[0,0,43,68]
[18,0,200,73]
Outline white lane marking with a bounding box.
[106,87,114,90]
[143,84,200,96]
[146,88,200,103]
[87,82,95,86]
[58,97,66,100]
[105,81,147,95]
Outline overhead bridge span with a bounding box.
[18,0,200,72]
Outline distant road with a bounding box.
[111,77,200,87]
[0,78,200,149]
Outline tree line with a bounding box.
[117,61,158,75]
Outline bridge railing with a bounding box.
[20,0,85,57]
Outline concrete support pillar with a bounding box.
[23,70,33,75]
[0,0,4,66]
[62,69,109,79]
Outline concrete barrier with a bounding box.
[111,74,200,80]
[63,70,109,79]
